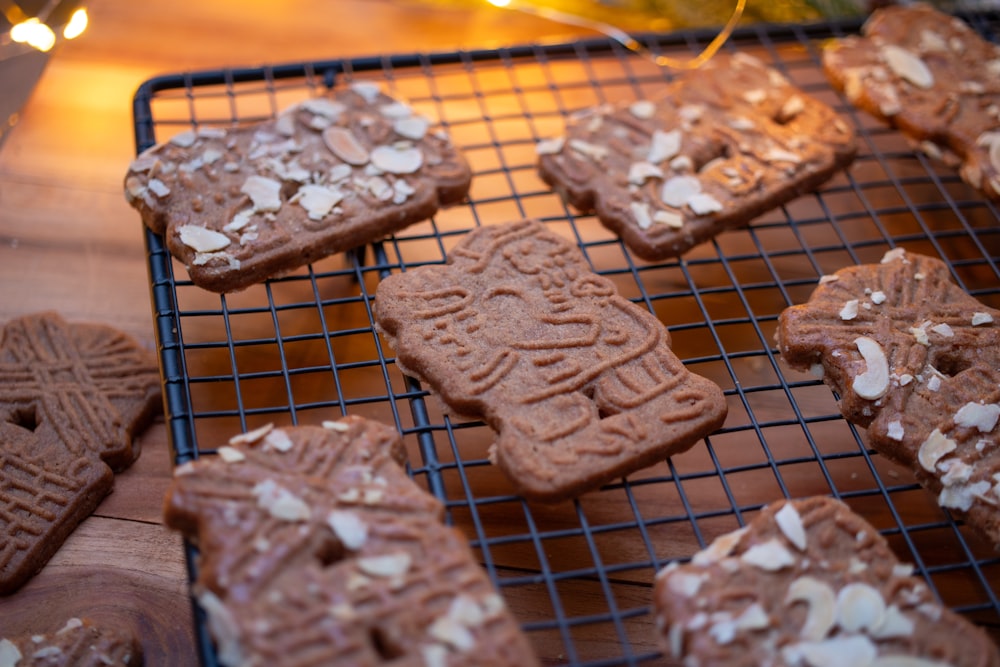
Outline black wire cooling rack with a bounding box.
[133,12,1000,667]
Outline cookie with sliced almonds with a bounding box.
[0,617,142,666]
[654,496,1000,667]
[536,52,856,260]
[164,418,539,667]
[125,83,471,292]
[777,249,1000,545]
[823,3,1000,200]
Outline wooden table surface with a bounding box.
[0,2,592,663]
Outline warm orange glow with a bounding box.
[10,17,56,52]
[487,0,512,7]
[64,8,89,40]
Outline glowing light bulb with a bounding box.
[64,8,88,40]
[10,18,56,52]
[488,0,513,7]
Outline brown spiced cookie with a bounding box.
[536,53,857,260]
[125,82,472,292]
[164,418,539,667]
[0,312,161,595]
[0,617,143,666]
[653,496,1000,667]
[776,249,1000,545]
[373,220,727,501]
[823,3,1000,200]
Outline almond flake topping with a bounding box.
[178,225,231,253]
[954,402,1000,433]
[394,115,429,141]
[294,184,343,220]
[241,175,282,212]
[263,428,294,452]
[536,136,565,155]
[786,576,837,641]
[840,299,860,320]
[568,138,609,162]
[647,129,682,164]
[918,428,957,472]
[881,45,934,89]
[147,178,171,198]
[972,312,994,326]
[629,100,656,119]
[740,538,796,571]
[371,144,423,174]
[350,82,381,103]
[323,126,370,166]
[688,193,723,216]
[322,420,350,432]
[775,503,807,551]
[252,479,311,522]
[628,161,664,185]
[661,175,701,208]
[327,510,368,550]
[836,582,886,633]
[654,210,684,229]
[631,201,653,230]
[0,640,21,667]
[886,420,905,441]
[852,337,890,400]
[217,446,246,463]
[357,552,412,578]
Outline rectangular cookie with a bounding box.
[125,83,471,292]
[776,249,1000,546]
[373,220,727,501]
[536,52,857,260]
[823,3,1000,200]
[164,418,539,667]
[654,496,1000,667]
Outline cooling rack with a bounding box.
[132,12,1000,666]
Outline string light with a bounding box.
[486,0,746,70]
[63,8,88,40]
[10,17,56,52]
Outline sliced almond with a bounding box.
[972,312,994,326]
[323,126,370,166]
[568,138,609,162]
[653,210,684,229]
[241,175,282,212]
[775,503,807,551]
[786,635,877,667]
[852,337,890,400]
[629,100,656,119]
[881,45,934,89]
[691,527,749,565]
[840,299,860,321]
[631,201,653,230]
[836,582,886,633]
[661,175,701,208]
[647,129,682,164]
[217,446,246,463]
[740,538,796,571]
[327,510,368,550]
[786,576,836,641]
[688,193,723,216]
[394,115,429,141]
[954,402,1000,433]
[628,161,664,185]
[371,144,423,174]
[917,428,957,472]
[536,136,565,155]
[294,184,344,221]
[357,552,412,578]
[178,225,230,253]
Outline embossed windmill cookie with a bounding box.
[536,53,857,260]
[654,496,1000,667]
[777,249,1000,545]
[125,82,472,292]
[374,220,727,501]
[0,312,161,594]
[164,419,539,667]
[0,617,143,666]
[823,4,1000,200]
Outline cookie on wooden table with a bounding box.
[0,617,142,666]
[0,312,161,595]
[374,220,727,501]
[823,3,1000,200]
[536,52,857,260]
[164,418,539,667]
[654,496,1000,667]
[125,82,472,292]
[776,249,1000,545]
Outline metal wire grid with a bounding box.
[133,14,1000,667]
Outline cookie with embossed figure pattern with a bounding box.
[0,312,161,595]
[777,249,1000,546]
[823,3,1000,200]
[124,82,471,293]
[654,496,1000,667]
[0,617,143,666]
[536,53,856,261]
[164,418,539,667]
[373,220,727,501]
